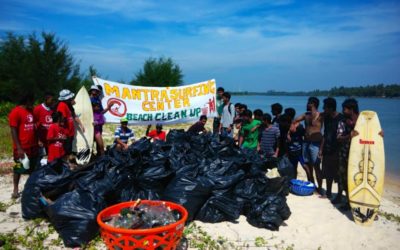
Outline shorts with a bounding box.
[94,125,103,136]
[64,137,73,154]
[213,117,221,134]
[302,141,320,165]
[221,127,233,137]
[322,152,339,181]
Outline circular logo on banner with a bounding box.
[107,98,127,117]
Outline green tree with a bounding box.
[81,65,101,90]
[0,32,80,102]
[132,57,183,87]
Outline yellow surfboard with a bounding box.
[348,110,385,226]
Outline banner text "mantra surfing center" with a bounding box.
[94,77,218,124]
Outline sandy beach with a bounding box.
[0,164,399,249]
[0,122,399,249]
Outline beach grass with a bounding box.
[0,120,12,160]
[102,121,213,146]
[0,118,213,161]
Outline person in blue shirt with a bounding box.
[114,118,135,150]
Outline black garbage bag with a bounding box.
[196,195,241,222]
[117,182,137,202]
[131,154,174,200]
[44,158,131,247]
[166,129,188,143]
[200,158,237,177]
[44,189,106,247]
[209,170,245,190]
[277,156,295,180]
[234,175,268,201]
[246,195,291,231]
[189,133,216,159]
[129,137,152,155]
[265,176,290,197]
[21,159,73,219]
[162,175,214,221]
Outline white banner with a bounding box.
[92,77,218,124]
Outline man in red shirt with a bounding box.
[33,92,55,153]
[56,89,84,155]
[47,112,67,162]
[146,123,166,142]
[9,94,38,198]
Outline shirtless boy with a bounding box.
[294,97,324,194]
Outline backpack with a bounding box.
[227,103,235,116]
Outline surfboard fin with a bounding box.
[77,148,91,163]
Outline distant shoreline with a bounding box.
[231,93,400,99]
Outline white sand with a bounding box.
[0,167,399,250]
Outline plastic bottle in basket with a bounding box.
[140,203,177,228]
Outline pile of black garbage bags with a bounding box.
[21,130,293,247]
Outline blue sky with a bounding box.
[1,0,399,91]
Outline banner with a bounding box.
[92,77,218,124]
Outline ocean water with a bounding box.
[232,95,400,179]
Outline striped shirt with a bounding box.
[114,127,135,144]
[260,125,280,157]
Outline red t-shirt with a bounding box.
[148,130,166,141]
[33,103,53,145]
[9,106,37,155]
[57,102,75,137]
[47,123,66,162]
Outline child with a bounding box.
[239,110,261,151]
[258,113,280,159]
[47,112,67,163]
[93,102,106,155]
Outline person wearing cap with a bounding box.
[114,118,135,150]
[9,93,39,198]
[92,101,106,155]
[89,85,111,155]
[56,89,84,155]
[89,85,111,114]
[146,123,166,142]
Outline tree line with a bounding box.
[2,32,398,103]
[0,32,183,103]
[232,84,400,98]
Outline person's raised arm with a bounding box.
[146,125,151,136]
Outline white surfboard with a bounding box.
[348,110,385,226]
[72,86,94,165]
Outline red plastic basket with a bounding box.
[97,200,188,250]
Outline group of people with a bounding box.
[8,89,83,198]
[9,85,360,211]
[7,85,175,198]
[213,87,361,210]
